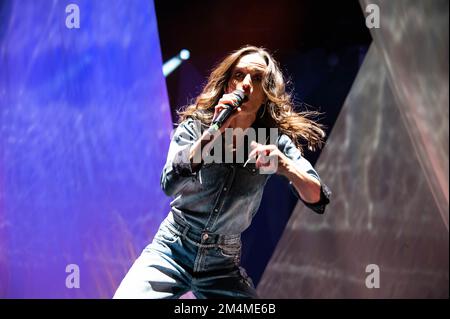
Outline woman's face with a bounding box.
[226,53,267,117]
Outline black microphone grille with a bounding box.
[233,89,248,103]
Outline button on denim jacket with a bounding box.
[161,118,331,235]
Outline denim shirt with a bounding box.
[160,118,331,235]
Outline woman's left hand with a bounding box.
[248,141,292,175]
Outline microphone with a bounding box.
[208,89,248,133]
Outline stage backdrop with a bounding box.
[258,0,449,298]
[0,0,172,298]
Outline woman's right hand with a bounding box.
[212,93,243,133]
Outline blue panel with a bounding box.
[0,0,172,298]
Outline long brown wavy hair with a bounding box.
[177,45,326,152]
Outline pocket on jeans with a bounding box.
[155,223,180,244]
[218,244,241,258]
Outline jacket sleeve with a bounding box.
[160,118,202,197]
[277,134,332,214]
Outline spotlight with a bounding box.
[179,49,190,60]
[162,49,191,77]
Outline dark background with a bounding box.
[155,0,372,286]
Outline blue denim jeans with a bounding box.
[113,211,257,299]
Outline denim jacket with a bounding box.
[160,118,331,235]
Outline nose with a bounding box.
[241,74,252,94]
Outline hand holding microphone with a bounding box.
[189,90,248,171]
[208,89,248,134]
